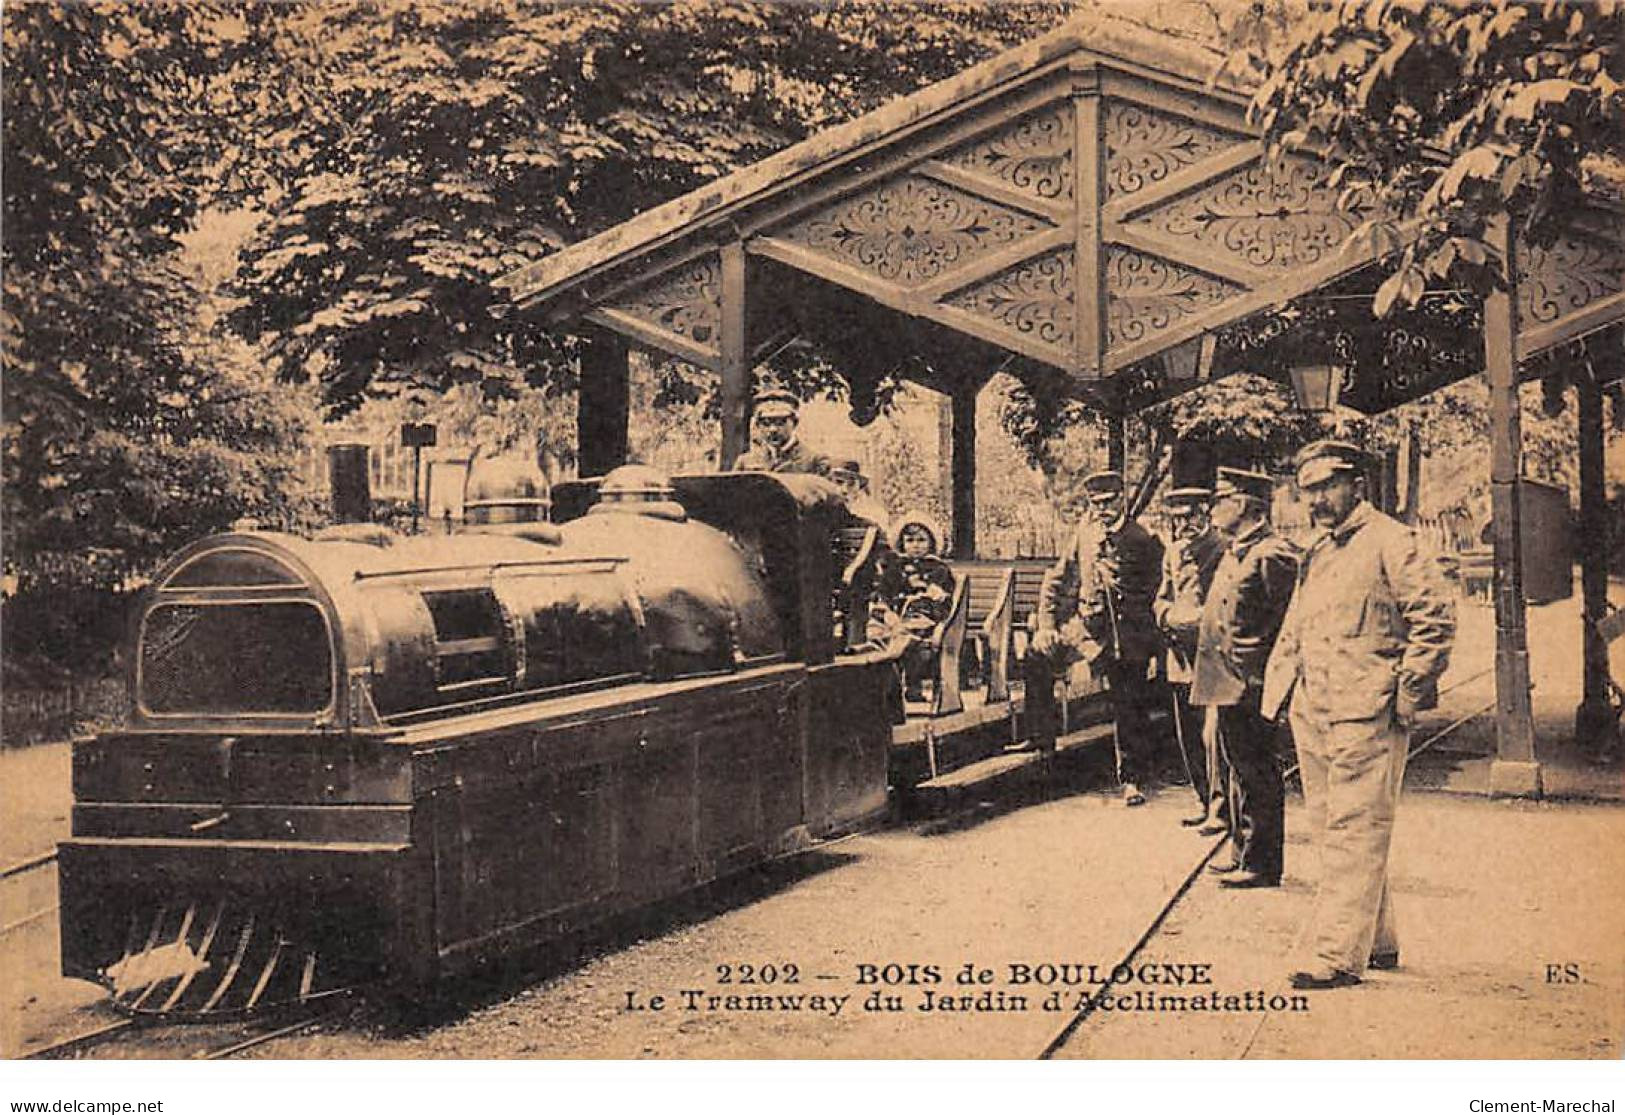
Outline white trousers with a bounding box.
[1289,692,1406,975]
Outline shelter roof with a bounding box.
[499,17,1241,310]
[496,14,1625,415]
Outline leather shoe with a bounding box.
[1368,950,1400,971]
[1207,859,1241,874]
[1218,870,1280,889]
[1290,969,1361,990]
[1121,783,1146,807]
[1180,813,1209,828]
[1197,820,1228,836]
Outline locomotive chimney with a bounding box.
[326,442,372,524]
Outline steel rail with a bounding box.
[2,903,60,936]
[0,849,58,881]
[21,1019,141,1060]
[197,1011,338,1060]
[1037,695,1499,1061]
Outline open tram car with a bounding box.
[57,468,900,1017]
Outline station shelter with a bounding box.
[495,16,1625,792]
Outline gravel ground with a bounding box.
[1057,793,1625,1060]
[245,785,1218,1060]
[8,760,1622,1060]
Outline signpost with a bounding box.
[400,422,437,535]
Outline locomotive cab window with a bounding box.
[422,588,515,691]
[139,602,333,715]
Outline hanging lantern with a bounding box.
[1288,362,1347,413]
[1162,333,1217,382]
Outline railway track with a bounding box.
[5,846,353,1061]
[1,848,60,936]
[1035,679,1496,1061]
[20,1001,349,1061]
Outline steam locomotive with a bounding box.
[57,464,898,1017]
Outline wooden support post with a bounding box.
[1071,66,1106,381]
[576,328,629,478]
[1106,413,1126,474]
[1575,338,1617,753]
[951,378,978,558]
[1401,422,1423,524]
[719,241,751,470]
[1379,443,1401,517]
[1484,217,1541,798]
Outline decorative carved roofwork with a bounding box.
[776,176,1051,289]
[947,249,1075,356]
[611,258,723,348]
[501,19,1625,403]
[1518,233,1625,327]
[1104,247,1239,351]
[1128,156,1370,274]
[1103,103,1246,200]
[943,103,1073,204]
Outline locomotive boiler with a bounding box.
[58,466,898,1017]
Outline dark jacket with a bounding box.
[1038,515,1165,663]
[879,552,956,632]
[1154,526,1225,683]
[1190,520,1300,708]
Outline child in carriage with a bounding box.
[872,512,956,703]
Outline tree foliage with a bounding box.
[226,1,1075,412]
[2,4,314,603]
[2,3,321,676]
[1250,0,1625,316]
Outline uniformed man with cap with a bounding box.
[733,388,833,476]
[1020,470,1165,805]
[1262,440,1455,988]
[1190,467,1300,888]
[1153,485,1227,828]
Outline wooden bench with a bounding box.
[925,573,970,718]
[950,560,1016,703]
[832,525,883,653]
[1009,557,1058,661]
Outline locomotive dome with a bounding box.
[590,464,685,521]
[559,472,783,676]
[463,452,551,526]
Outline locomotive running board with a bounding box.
[102,900,355,1020]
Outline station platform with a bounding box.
[888,675,1623,1059]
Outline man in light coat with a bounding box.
[1262,441,1455,990]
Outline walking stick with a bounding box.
[1168,676,1201,805]
[1102,579,1127,786]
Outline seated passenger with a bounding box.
[829,458,890,526]
[874,512,956,703]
